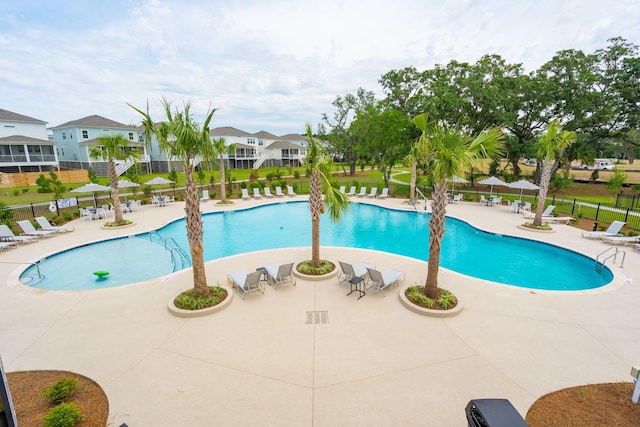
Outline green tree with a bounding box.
[168,169,178,196]
[412,113,504,298]
[305,124,349,268]
[212,137,235,203]
[532,120,576,227]
[35,173,52,193]
[607,168,628,201]
[88,134,138,224]
[88,167,98,183]
[48,171,66,200]
[131,98,217,297]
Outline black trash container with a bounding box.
[593,222,598,231]
[466,399,528,427]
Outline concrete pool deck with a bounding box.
[1,196,639,426]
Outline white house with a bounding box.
[0,108,58,173]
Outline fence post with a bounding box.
[30,203,36,218]
[571,199,576,215]
[625,207,630,223]
[595,203,601,221]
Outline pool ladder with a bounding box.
[147,232,192,270]
[595,246,626,273]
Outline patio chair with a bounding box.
[287,185,297,197]
[17,220,57,239]
[366,267,405,296]
[264,262,296,288]
[200,190,209,202]
[228,270,264,300]
[378,188,389,199]
[339,186,346,194]
[0,224,37,244]
[582,221,626,239]
[252,187,262,199]
[356,187,367,197]
[79,207,93,221]
[524,205,555,219]
[345,186,357,197]
[241,188,251,200]
[480,195,489,206]
[0,240,18,251]
[275,186,285,197]
[366,187,378,198]
[601,235,640,246]
[543,216,575,224]
[453,194,463,203]
[337,261,375,285]
[35,216,74,233]
[263,187,275,198]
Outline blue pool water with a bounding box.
[21,202,613,291]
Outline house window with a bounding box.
[128,132,134,140]
[258,139,264,146]
[247,138,256,145]
[82,130,89,139]
[62,132,67,140]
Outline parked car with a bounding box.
[581,161,614,171]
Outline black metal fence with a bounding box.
[549,195,640,231]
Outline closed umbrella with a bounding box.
[478,176,506,197]
[71,183,111,207]
[506,179,539,200]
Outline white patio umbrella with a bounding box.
[71,183,111,207]
[113,180,140,201]
[144,177,174,194]
[506,179,540,200]
[478,176,506,197]
[447,175,469,194]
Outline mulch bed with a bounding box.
[6,370,109,426]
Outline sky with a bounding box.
[0,0,638,136]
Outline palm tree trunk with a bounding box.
[410,160,417,200]
[107,161,123,223]
[424,181,447,299]
[184,165,208,296]
[219,156,226,202]
[309,169,323,268]
[533,158,552,227]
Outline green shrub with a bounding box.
[437,289,457,310]
[174,286,227,310]
[13,189,19,196]
[43,403,83,427]
[293,170,301,179]
[43,377,79,405]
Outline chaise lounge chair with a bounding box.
[200,190,209,202]
[264,262,296,288]
[366,267,406,296]
[523,205,555,219]
[275,186,286,197]
[339,186,346,194]
[263,187,275,198]
[252,187,262,199]
[241,188,251,200]
[582,220,625,239]
[287,185,297,197]
[0,224,38,244]
[601,235,640,246]
[356,187,367,197]
[17,220,57,239]
[228,270,264,299]
[35,216,74,233]
[337,261,375,285]
[0,241,18,251]
[378,188,389,199]
[366,187,378,198]
[345,186,357,197]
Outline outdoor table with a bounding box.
[256,267,269,285]
[347,276,365,299]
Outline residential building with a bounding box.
[52,115,150,176]
[0,108,58,173]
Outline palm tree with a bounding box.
[533,120,576,227]
[305,124,350,268]
[412,113,504,299]
[211,137,234,202]
[130,99,217,297]
[402,142,421,201]
[88,134,138,224]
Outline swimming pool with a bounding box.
[20,201,613,291]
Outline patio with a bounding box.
[0,197,638,426]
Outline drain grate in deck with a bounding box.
[305,311,329,324]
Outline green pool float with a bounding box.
[93,271,110,280]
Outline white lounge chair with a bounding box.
[582,221,626,239]
[275,186,285,197]
[0,241,17,251]
[542,216,575,224]
[263,187,275,198]
[228,270,264,299]
[17,220,57,238]
[480,195,489,206]
[378,188,389,199]
[337,261,375,285]
[523,205,555,219]
[35,216,74,233]
[264,262,296,288]
[339,186,346,194]
[252,187,262,199]
[0,224,37,244]
[366,187,378,198]
[602,235,640,246]
[366,267,405,296]
[200,190,209,202]
[241,188,251,200]
[356,187,367,197]
[345,186,357,197]
[452,193,463,203]
[287,185,297,197]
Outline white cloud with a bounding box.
[0,0,638,134]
